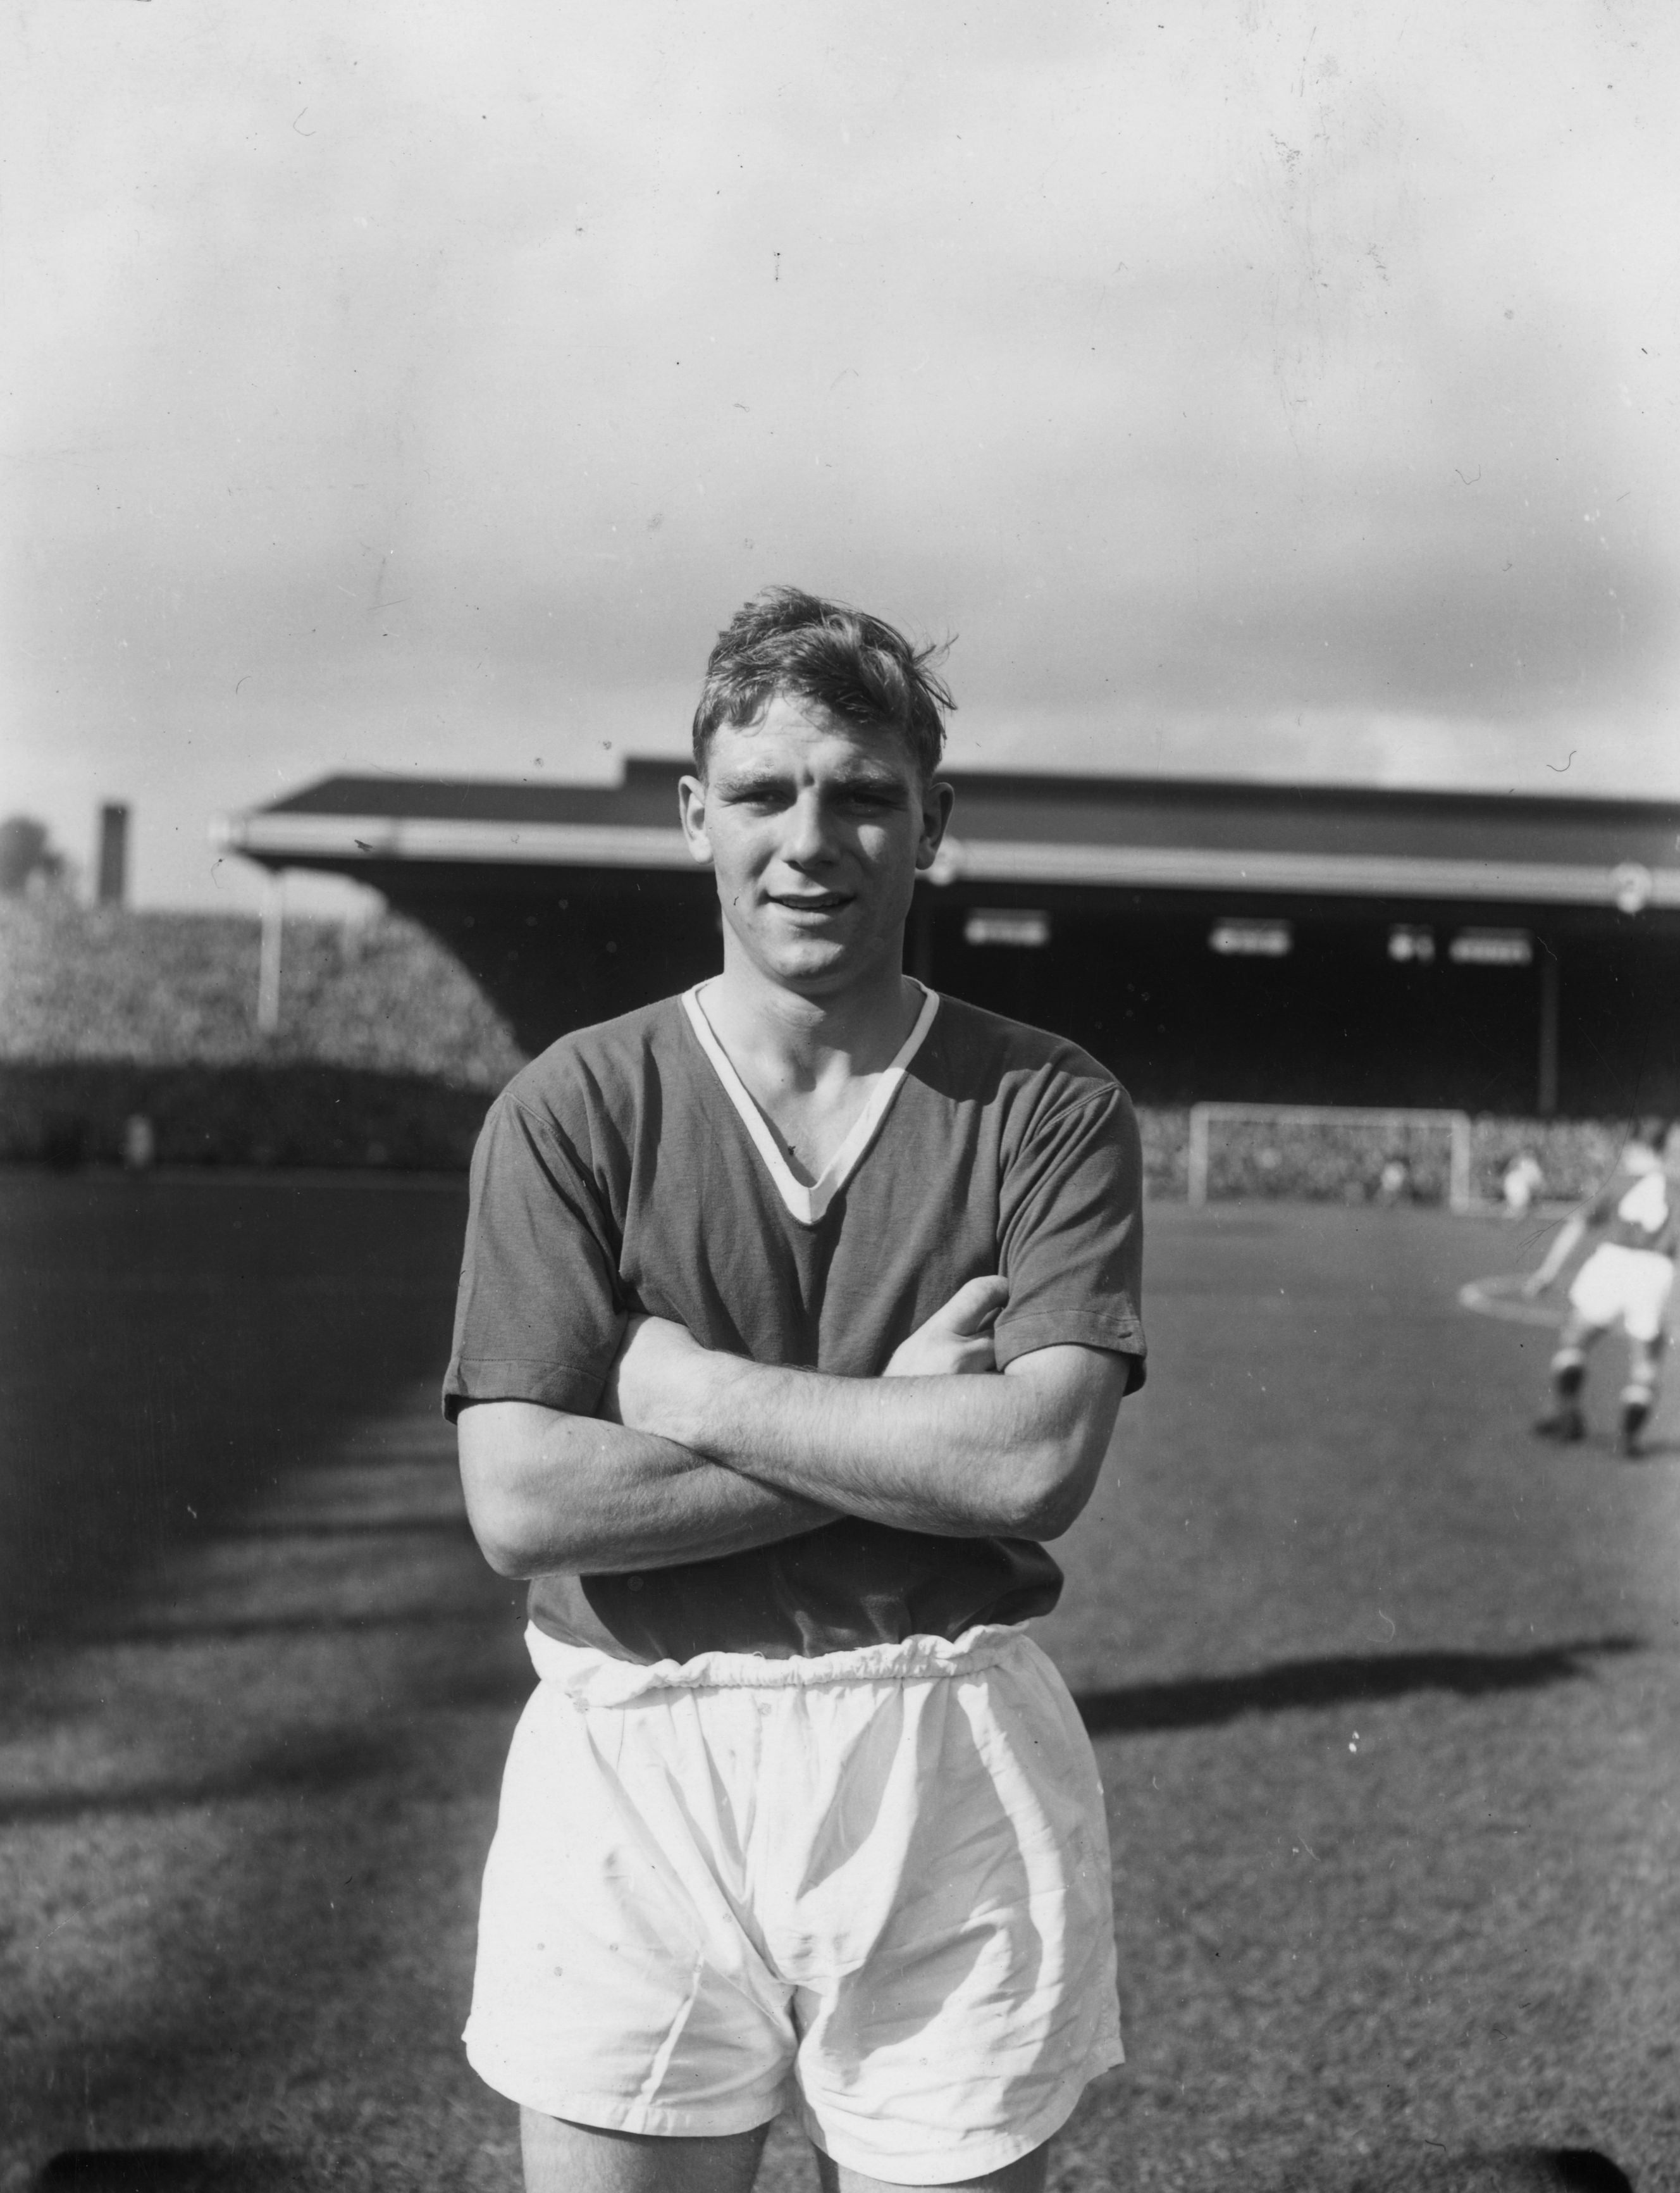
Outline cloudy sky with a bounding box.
[3,0,1676,910]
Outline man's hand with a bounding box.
[884,1275,1009,1377]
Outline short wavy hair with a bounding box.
[692,587,954,780]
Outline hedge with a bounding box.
[0,1059,493,1171]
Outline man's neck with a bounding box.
[700,953,923,1093]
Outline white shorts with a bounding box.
[1567,1243,1675,1345]
[465,1622,1123,2185]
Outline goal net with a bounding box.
[1185,1103,1473,1210]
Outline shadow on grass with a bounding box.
[209,1515,475,1540]
[1,1174,469,1646]
[34,2149,298,2193]
[0,1729,408,1828]
[1257,2144,1634,2193]
[1073,1636,1644,1736]
[67,1601,514,1647]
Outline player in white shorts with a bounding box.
[445,589,1146,2191]
[1526,1117,1680,1457]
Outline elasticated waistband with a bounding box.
[524,1620,1028,1705]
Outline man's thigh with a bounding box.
[519,2113,1049,2193]
[522,2109,771,2193]
[1557,1307,1609,1352]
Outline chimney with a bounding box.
[97,802,130,905]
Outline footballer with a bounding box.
[445,589,1145,2192]
[1526,1115,1680,1458]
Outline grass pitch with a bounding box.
[2,1181,1676,2191]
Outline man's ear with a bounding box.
[915,779,957,872]
[677,774,713,865]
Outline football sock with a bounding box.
[1535,1353,1586,1439]
[1617,1385,1653,1455]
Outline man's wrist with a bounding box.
[677,1344,760,1460]
[683,1351,831,1481]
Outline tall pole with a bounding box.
[97,802,130,905]
[257,870,284,1033]
[1187,1105,1210,1207]
[1537,943,1559,1116]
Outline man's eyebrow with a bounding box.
[713,763,909,797]
[827,766,910,795]
[713,766,793,797]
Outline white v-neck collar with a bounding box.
[681,982,941,1226]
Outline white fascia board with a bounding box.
[214,811,699,870]
[213,810,1680,909]
[940,837,1680,909]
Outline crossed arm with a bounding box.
[457,1276,1131,1579]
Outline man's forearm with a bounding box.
[1533,1213,1587,1286]
[457,1401,836,1577]
[634,1348,1123,1541]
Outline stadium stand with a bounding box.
[216,762,1680,1118]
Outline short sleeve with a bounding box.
[992,1079,1146,1391]
[442,1090,629,1421]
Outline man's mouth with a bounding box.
[769,893,852,914]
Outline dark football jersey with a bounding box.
[445,986,1146,1662]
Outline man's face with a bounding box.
[679,695,953,996]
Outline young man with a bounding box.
[445,588,1146,2192]
[1526,1116,1680,1457]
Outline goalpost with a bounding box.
[1185,1102,1474,1212]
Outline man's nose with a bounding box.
[782,792,837,865]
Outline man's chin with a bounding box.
[769,946,853,988]
[721,907,908,995]
[749,938,885,993]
